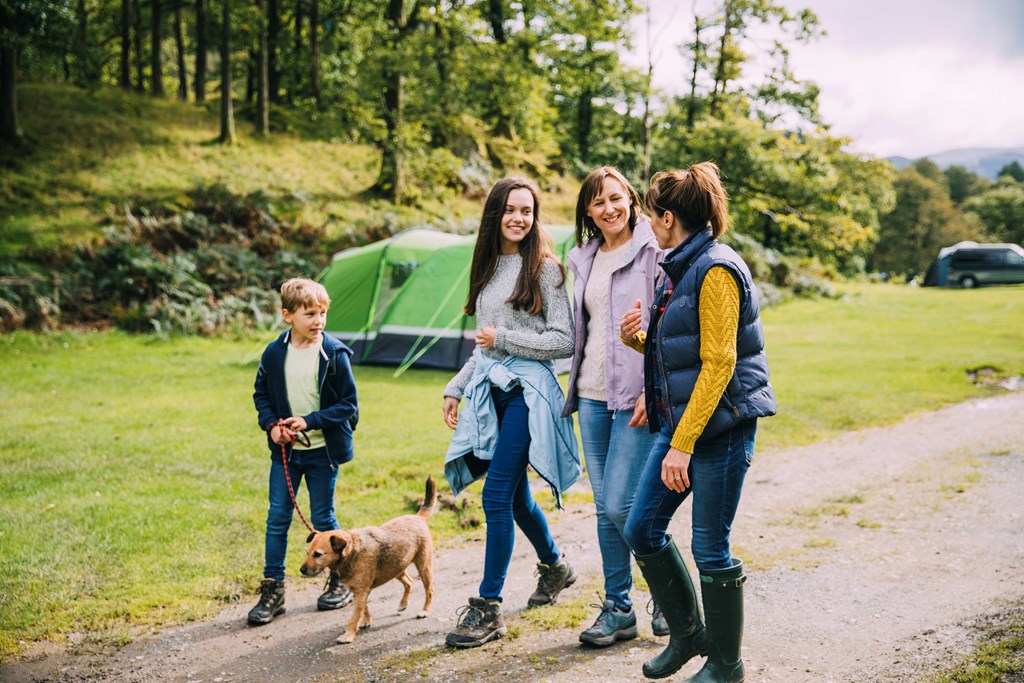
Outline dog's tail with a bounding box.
[417,476,437,519]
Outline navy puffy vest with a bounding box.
[644,228,776,442]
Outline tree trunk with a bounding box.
[485,0,506,43]
[218,0,236,143]
[255,0,269,136]
[267,0,280,103]
[194,0,207,101]
[75,0,89,85]
[577,86,592,165]
[640,0,652,183]
[709,0,732,119]
[291,0,302,104]
[245,49,254,103]
[120,0,132,88]
[309,0,320,108]
[0,46,22,144]
[372,0,418,203]
[687,13,704,128]
[376,69,404,202]
[133,0,145,91]
[173,1,188,100]
[151,0,164,95]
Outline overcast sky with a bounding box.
[628,0,1024,159]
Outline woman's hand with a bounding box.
[476,326,497,349]
[661,447,691,493]
[620,299,643,340]
[443,397,460,430]
[628,393,648,427]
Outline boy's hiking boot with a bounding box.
[579,599,638,647]
[247,578,285,626]
[527,556,577,607]
[316,571,353,611]
[651,600,670,636]
[445,597,506,648]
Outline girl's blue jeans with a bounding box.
[578,397,657,610]
[479,385,560,601]
[263,446,339,580]
[624,420,756,572]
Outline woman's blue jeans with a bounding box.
[578,397,657,610]
[264,446,339,580]
[624,420,756,572]
[479,385,560,601]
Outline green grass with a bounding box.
[0,283,1022,659]
[1,83,579,259]
[928,603,1024,683]
[759,281,1024,450]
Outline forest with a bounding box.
[1,0,1023,334]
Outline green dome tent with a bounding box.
[318,226,576,375]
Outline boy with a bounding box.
[249,278,359,626]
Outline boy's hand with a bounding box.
[443,397,459,430]
[269,424,295,445]
[283,416,308,432]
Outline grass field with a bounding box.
[1,282,1022,659]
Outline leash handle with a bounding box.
[270,419,316,534]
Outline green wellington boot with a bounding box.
[684,560,746,683]
[635,538,708,679]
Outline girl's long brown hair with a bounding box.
[574,166,644,247]
[644,162,729,238]
[465,176,565,317]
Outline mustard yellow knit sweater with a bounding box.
[622,266,740,453]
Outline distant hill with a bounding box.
[888,147,1024,180]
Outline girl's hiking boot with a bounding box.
[579,599,638,647]
[316,571,354,611]
[445,597,507,648]
[527,556,577,607]
[247,578,285,625]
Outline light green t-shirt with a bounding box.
[284,342,325,450]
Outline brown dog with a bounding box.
[300,476,436,644]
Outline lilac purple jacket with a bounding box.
[561,217,663,417]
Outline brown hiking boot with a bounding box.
[527,556,577,607]
[316,571,353,611]
[247,578,285,626]
[445,597,506,648]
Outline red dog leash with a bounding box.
[270,419,317,534]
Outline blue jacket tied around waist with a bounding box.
[444,349,581,508]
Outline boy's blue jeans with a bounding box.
[479,385,561,602]
[624,420,756,572]
[578,397,657,610]
[264,446,339,581]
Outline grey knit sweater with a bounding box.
[444,254,574,400]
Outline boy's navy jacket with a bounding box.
[253,329,358,467]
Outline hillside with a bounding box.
[888,146,1024,179]
[0,84,580,261]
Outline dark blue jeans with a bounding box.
[479,385,560,601]
[263,446,339,580]
[624,420,756,572]
[578,397,657,610]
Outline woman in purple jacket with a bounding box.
[563,166,664,647]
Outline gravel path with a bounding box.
[5,391,1023,683]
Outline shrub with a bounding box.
[20,184,331,334]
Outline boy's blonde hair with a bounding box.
[280,278,331,312]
